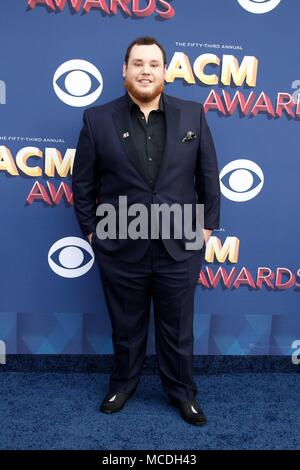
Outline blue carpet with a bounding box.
[0,372,299,450]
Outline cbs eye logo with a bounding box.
[237,0,282,14]
[53,59,103,107]
[48,237,95,278]
[220,159,264,202]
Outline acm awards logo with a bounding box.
[166,52,300,119]
[27,0,175,19]
[0,144,75,206]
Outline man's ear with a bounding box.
[122,63,126,78]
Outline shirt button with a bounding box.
[148,157,152,161]
[148,136,151,140]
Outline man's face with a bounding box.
[123,44,166,103]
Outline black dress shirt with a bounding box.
[127,93,166,187]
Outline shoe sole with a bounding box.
[180,413,207,426]
[100,405,125,414]
[99,403,126,414]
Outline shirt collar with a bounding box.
[126,92,164,113]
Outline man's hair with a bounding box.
[124,36,167,66]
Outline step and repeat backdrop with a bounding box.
[0,0,299,356]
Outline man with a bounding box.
[72,37,220,425]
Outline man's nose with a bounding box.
[141,63,151,74]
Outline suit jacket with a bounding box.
[72,93,221,262]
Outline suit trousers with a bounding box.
[93,238,205,402]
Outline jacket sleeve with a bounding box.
[195,106,221,230]
[72,110,98,236]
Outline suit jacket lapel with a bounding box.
[112,100,150,186]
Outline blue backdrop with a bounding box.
[0,0,299,355]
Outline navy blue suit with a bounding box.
[72,94,220,402]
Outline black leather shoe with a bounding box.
[99,391,134,414]
[170,396,207,425]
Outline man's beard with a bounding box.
[124,78,164,103]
